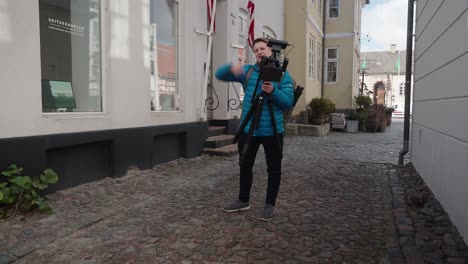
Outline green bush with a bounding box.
[355,95,372,109]
[308,97,336,116]
[347,110,367,121]
[0,164,58,219]
[385,106,395,114]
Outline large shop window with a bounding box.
[39,0,102,113]
[150,0,179,112]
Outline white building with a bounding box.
[360,49,411,117]
[0,0,285,192]
[411,0,468,243]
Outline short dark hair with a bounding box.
[252,37,269,48]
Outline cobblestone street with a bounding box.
[0,120,466,263]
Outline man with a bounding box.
[215,37,294,221]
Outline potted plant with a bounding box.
[366,105,385,132]
[308,97,336,125]
[355,95,372,110]
[346,111,361,133]
[355,95,372,131]
[384,106,395,126]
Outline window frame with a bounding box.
[317,42,322,81]
[39,0,104,114]
[318,0,322,16]
[328,0,340,19]
[308,34,315,80]
[325,47,338,83]
[238,8,248,45]
[149,0,181,112]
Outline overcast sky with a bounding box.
[361,0,408,52]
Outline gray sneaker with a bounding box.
[259,204,275,221]
[223,200,250,212]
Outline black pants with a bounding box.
[237,133,284,206]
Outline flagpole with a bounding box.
[198,0,217,122]
[397,50,400,81]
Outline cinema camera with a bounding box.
[259,39,289,82]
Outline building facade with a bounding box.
[0,0,285,192]
[411,0,468,242]
[285,0,369,115]
[361,49,410,117]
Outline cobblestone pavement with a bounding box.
[0,120,466,263]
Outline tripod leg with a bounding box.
[267,98,283,157]
[233,97,258,144]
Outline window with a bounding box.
[238,9,248,45]
[326,48,338,83]
[318,0,322,16]
[262,26,276,40]
[317,43,322,81]
[308,35,314,79]
[328,0,340,18]
[39,0,102,112]
[399,82,405,95]
[150,0,179,111]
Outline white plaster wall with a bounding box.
[252,0,284,40]
[411,0,468,242]
[0,0,208,139]
[0,1,44,138]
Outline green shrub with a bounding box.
[355,95,372,109]
[308,97,336,116]
[385,106,395,114]
[0,164,58,219]
[347,110,367,121]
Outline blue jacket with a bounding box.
[215,63,294,136]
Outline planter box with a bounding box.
[285,123,330,137]
[346,120,359,133]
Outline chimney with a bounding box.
[389,44,396,53]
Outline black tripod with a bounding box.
[233,75,282,157]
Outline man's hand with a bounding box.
[261,81,274,94]
[230,63,244,77]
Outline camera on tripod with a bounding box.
[260,39,289,82]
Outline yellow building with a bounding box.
[285,0,369,114]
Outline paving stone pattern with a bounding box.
[0,120,466,263]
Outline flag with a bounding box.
[395,55,400,74]
[207,0,215,33]
[361,59,367,70]
[247,0,255,48]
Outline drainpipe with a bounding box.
[321,0,327,97]
[398,0,415,165]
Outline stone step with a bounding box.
[203,144,238,157]
[207,126,226,137]
[204,134,235,149]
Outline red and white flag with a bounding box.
[247,0,255,48]
[207,0,216,33]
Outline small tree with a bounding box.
[355,95,372,110]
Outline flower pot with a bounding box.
[358,120,366,131]
[377,115,387,132]
[386,113,392,126]
[366,117,378,132]
[346,120,359,133]
[309,115,326,125]
[377,121,387,132]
